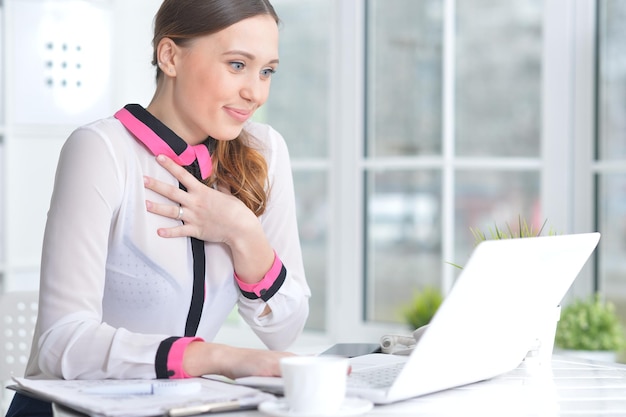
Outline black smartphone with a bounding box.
[319,343,382,358]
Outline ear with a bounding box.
[156,37,179,77]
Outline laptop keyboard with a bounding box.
[347,362,405,389]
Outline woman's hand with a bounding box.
[144,154,275,284]
[144,154,251,244]
[183,342,295,379]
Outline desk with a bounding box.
[52,355,626,417]
[216,355,626,417]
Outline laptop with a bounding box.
[238,232,601,404]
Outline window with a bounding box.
[187,0,610,344]
[364,0,543,324]
[263,0,332,332]
[597,0,626,317]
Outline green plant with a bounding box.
[447,216,555,269]
[555,294,626,351]
[470,217,553,245]
[402,286,443,329]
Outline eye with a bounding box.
[260,67,276,80]
[230,61,245,71]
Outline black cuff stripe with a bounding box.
[155,336,180,379]
[239,264,287,302]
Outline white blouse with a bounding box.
[25,112,311,380]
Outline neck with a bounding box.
[147,95,206,146]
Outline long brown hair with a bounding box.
[152,0,279,216]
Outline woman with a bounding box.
[6,0,310,415]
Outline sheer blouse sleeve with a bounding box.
[235,124,311,350]
[30,123,174,379]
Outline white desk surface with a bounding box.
[213,355,626,417]
[51,355,626,417]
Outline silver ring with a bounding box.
[176,206,183,221]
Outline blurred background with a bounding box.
[0,0,625,353]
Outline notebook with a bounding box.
[237,232,601,404]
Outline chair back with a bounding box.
[0,290,39,413]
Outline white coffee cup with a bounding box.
[280,355,350,415]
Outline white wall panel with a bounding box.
[110,0,160,108]
[9,0,112,126]
[2,0,113,291]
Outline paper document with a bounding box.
[11,376,275,417]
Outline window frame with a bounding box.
[216,0,601,349]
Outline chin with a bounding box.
[211,127,244,141]
[212,135,240,142]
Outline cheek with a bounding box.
[181,77,224,115]
[201,73,237,104]
[190,72,217,98]
[181,60,218,92]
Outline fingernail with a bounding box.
[145,200,152,209]
[143,176,149,186]
[157,154,166,163]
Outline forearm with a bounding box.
[182,341,287,379]
[225,210,275,284]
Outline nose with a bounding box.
[240,74,269,105]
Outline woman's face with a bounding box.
[166,14,279,143]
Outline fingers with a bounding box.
[143,172,189,239]
[155,154,202,191]
[143,174,185,206]
[144,154,220,241]
[157,225,188,239]
[144,200,189,238]
[143,199,188,239]
[144,201,182,222]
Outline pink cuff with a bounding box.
[235,251,286,302]
[167,337,204,379]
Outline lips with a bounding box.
[224,106,253,123]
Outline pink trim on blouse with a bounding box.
[235,251,282,297]
[167,337,204,379]
[114,108,212,179]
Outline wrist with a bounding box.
[227,223,274,284]
[183,342,229,377]
[224,210,261,253]
[235,251,286,302]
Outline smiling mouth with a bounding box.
[224,107,252,123]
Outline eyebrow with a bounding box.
[223,50,279,65]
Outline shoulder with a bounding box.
[64,116,132,155]
[69,116,128,143]
[59,116,136,177]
